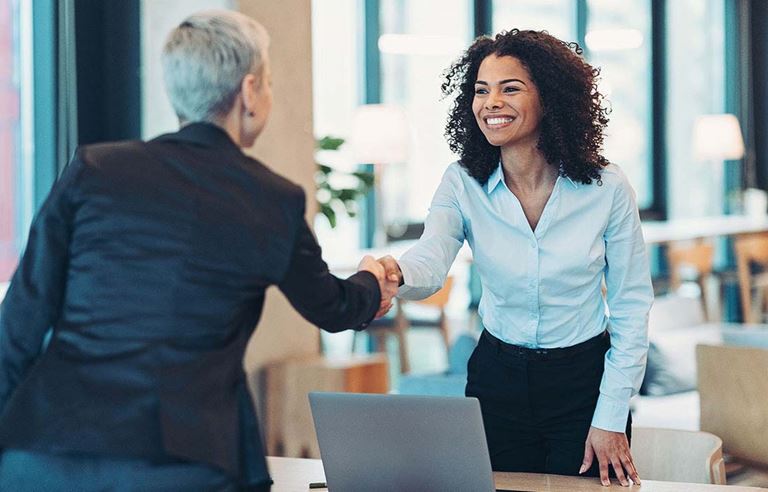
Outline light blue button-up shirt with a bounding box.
[397,161,653,432]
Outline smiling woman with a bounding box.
[379,28,653,487]
[442,29,610,187]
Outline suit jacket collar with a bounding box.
[155,122,242,153]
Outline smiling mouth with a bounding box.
[484,116,515,128]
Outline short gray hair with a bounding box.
[162,10,270,123]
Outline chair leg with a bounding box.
[754,286,764,324]
[762,286,768,323]
[438,313,451,357]
[396,328,410,374]
[394,307,410,374]
[698,278,710,322]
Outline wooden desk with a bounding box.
[642,215,768,245]
[266,456,768,491]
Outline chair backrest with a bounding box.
[648,293,706,333]
[734,234,768,323]
[697,343,768,466]
[631,427,725,484]
[667,241,714,290]
[415,276,454,308]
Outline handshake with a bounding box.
[358,255,402,319]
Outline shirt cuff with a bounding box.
[395,260,438,300]
[591,393,630,432]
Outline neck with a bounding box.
[212,110,245,148]
[500,143,555,192]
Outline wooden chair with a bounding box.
[398,276,454,355]
[263,354,389,458]
[631,427,726,485]
[666,241,715,320]
[697,344,768,467]
[734,234,768,323]
[359,277,454,374]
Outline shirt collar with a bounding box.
[485,161,580,193]
[484,162,504,194]
[558,163,579,189]
[563,174,579,189]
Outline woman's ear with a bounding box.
[240,72,260,116]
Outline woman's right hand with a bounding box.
[374,256,402,318]
[377,256,403,287]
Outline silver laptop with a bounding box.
[309,392,496,492]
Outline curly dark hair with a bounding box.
[442,29,610,185]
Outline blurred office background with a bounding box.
[3,0,768,483]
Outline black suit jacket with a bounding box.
[0,123,380,486]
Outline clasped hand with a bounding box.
[357,255,402,318]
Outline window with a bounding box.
[586,0,653,208]
[310,0,365,262]
[492,0,575,41]
[0,0,34,283]
[666,0,726,219]
[378,0,472,228]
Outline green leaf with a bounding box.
[351,171,375,188]
[316,136,345,151]
[320,203,337,228]
[337,189,359,201]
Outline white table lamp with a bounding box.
[693,114,745,161]
[349,104,410,245]
[692,114,748,215]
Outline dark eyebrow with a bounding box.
[500,78,526,85]
[474,79,527,86]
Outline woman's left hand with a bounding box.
[580,426,640,487]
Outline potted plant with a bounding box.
[315,136,374,228]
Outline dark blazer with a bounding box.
[0,123,380,487]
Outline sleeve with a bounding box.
[278,195,381,333]
[397,165,466,300]
[591,174,654,432]
[0,150,84,413]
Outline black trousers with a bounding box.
[465,330,631,476]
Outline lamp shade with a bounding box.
[692,114,745,160]
[349,104,410,164]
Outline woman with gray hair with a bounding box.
[0,10,396,491]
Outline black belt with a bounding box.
[480,329,608,361]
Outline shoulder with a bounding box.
[598,163,636,197]
[442,161,475,193]
[246,156,306,205]
[597,164,642,216]
[77,140,146,168]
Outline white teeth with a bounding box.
[486,117,513,125]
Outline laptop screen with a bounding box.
[309,392,496,492]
